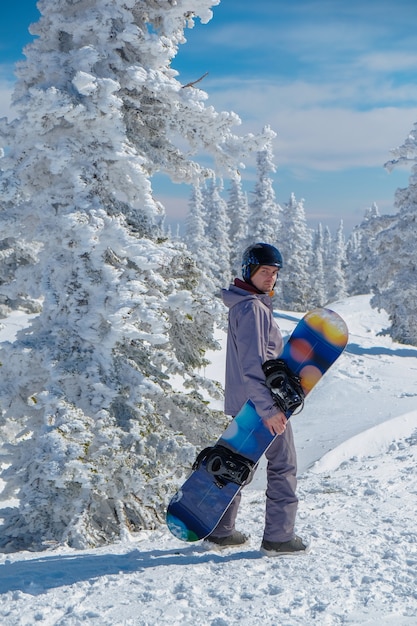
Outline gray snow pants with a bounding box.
[211,421,298,542]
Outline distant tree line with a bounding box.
[181,131,414,326]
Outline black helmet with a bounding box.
[242,243,283,282]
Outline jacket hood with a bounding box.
[221,284,271,310]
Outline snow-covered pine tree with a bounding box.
[345,228,361,292]
[185,182,207,255]
[227,173,249,278]
[247,126,282,244]
[0,0,265,550]
[326,221,348,303]
[346,203,382,296]
[322,226,333,268]
[309,223,327,307]
[278,193,312,311]
[367,122,417,345]
[184,181,218,292]
[203,177,232,288]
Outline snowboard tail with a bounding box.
[166,308,348,542]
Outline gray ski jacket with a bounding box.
[221,282,283,421]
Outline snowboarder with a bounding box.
[206,242,309,556]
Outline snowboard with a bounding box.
[166,307,348,542]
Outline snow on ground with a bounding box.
[0,295,416,625]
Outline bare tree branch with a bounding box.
[182,72,209,89]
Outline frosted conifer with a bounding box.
[279,194,312,311]
[0,0,263,550]
[369,122,417,344]
[247,126,282,244]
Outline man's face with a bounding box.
[251,265,279,293]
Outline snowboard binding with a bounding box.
[193,445,255,489]
[262,359,305,415]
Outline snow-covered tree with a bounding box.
[278,194,312,311]
[346,203,382,295]
[204,177,232,288]
[0,0,266,551]
[322,226,333,267]
[227,174,249,277]
[326,221,348,302]
[367,123,417,345]
[309,224,327,307]
[184,181,217,292]
[184,181,207,254]
[247,126,282,244]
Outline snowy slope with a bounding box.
[0,295,416,626]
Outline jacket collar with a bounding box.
[234,277,267,295]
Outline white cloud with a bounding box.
[274,106,417,171]
[204,77,417,173]
[358,51,417,73]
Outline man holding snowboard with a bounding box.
[206,243,309,556]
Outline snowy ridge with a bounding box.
[311,410,417,473]
[0,295,417,625]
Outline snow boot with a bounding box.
[260,535,310,556]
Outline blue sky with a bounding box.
[1,1,417,234]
